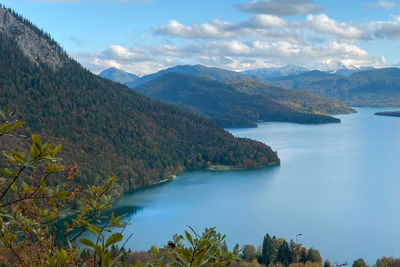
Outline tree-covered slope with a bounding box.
[267,68,400,106]
[227,80,353,115]
[375,111,400,117]
[0,6,279,199]
[127,64,254,88]
[134,72,342,127]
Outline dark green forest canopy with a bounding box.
[266,69,400,107]
[0,8,279,200]
[134,72,345,127]
[375,111,400,117]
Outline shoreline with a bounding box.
[207,162,280,171]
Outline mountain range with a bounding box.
[99,67,139,84]
[102,62,400,107]
[241,65,308,80]
[133,72,353,127]
[241,63,376,79]
[266,68,400,106]
[122,64,254,88]
[0,6,280,199]
[100,65,354,127]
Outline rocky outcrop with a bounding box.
[0,6,66,70]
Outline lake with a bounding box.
[111,107,400,264]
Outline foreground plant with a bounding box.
[0,110,126,266]
[147,227,240,267]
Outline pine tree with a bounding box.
[276,240,292,266]
[262,234,273,266]
[307,248,322,263]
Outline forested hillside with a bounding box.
[267,68,400,106]
[126,64,255,87]
[134,72,344,127]
[227,80,353,115]
[0,6,279,200]
[375,111,400,117]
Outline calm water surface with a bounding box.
[113,108,400,264]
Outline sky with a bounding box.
[2,0,400,75]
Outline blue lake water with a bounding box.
[112,107,400,264]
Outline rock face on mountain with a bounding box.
[0,6,66,69]
[0,6,280,199]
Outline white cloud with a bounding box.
[368,0,396,9]
[237,0,323,16]
[154,16,293,40]
[154,16,296,41]
[72,38,386,74]
[302,14,368,41]
[147,40,386,71]
[243,14,288,28]
[369,16,400,39]
[103,45,152,62]
[68,1,397,74]
[154,19,235,39]
[70,45,177,74]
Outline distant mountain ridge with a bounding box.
[99,67,139,84]
[100,66,353,127]
[241,65,308,79]
[242,64,376,80]
[127,64,254,88]
[100,63,400,108]
[266,68,400,106]
[132,72,353,127]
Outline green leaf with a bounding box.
[12,151,24,163]
[52,144,62,155]
[39,180,46,192]
[105,232,123,248]
[87,224,101,236]
[23,185,31,194]
[10,182,16,191]
[63,221,70,229]
[0,123,9,134]
[80,238,95,248]
[61,248,68,261]
[2,152,15,163]
[31,134,42,150]
[185,230,194,246]
[10,121,24,131]
[53,191,68,200]
[30,143,41,158]
[46,256,55,267]
[94,244,103,258]
[56,248,67,264]
[102,251,111,267]
[108,176,116,183]
[0,168,13,178]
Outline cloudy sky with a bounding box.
[3,0,400,74]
